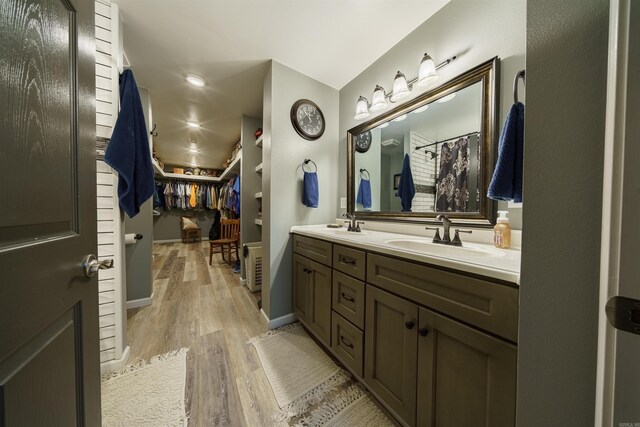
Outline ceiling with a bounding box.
[116,0,450,169]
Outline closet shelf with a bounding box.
[152,152,241,182]
[255,218,262,226]
[255,163,263,173]
[255,135,263,148]
[255,192,262,199]
[218,152,242,181]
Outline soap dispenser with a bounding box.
[494,210,511,249]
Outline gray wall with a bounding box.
[262,61,340,319]
[338,0,526,229]
[152,209,216,241]
[517,0,609,425]
[240,115,263,279]
[125,198,154,302]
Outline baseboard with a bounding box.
[100,345,130,375]
[126,292,153,310]
[260,310,297,330]
[240,278,247,286]
[154,238,210,244]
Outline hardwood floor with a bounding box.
[127,241,285,427]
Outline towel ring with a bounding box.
[513,70,525,104]
[302,159,317,173]
[359,168,370,180]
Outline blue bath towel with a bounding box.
[395,154,415,211]
[488,102,525,203]
[303,171,319,208]
[105,70,155,218]
[357,178,372,209]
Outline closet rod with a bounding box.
[413,131,480,150]
[513,69,525,104]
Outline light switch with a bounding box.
[340,197,347,209]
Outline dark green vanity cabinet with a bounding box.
[292,233,518,427]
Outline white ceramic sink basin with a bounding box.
[384,239,505,258]
[322,228,370,236]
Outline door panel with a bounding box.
[307,260,332,346]
[293,254,309,323]
[0,0,100,424]
[417,307,517,427]
[364,285,418,426]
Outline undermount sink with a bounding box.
[384,239,506,258]
[322,228,370,235]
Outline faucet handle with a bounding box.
[452,228,473,246]
[425,226,442,243]
[343,220,353,231]
[355,221,365,232]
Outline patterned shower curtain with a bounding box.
[436,137,471,212]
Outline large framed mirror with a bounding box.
[347,57,499,227]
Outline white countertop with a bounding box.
[290,224,521,285]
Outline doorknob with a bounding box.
[83,254,114,278]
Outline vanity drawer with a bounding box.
[367,253,519,342]
[292,234,332,267]
[332,270,365,329]
[333,244,366,281]
[331,312,364,378]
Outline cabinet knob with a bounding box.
[405,320,415,330]
[418,328,429,337]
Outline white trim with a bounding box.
[100,345,130,375]
[260,310,297,330]
[126,293,154,310]
[240,278,247,286]
[153,238,209,244]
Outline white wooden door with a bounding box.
[596,0,640,425]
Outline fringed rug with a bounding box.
[101,348,189,427]
[249,323,393,426]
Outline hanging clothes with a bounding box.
[436,137,471,212]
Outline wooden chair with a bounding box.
[181,216,202,243]
[209,219,240,265]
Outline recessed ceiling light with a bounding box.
[185,74,206,87]
[186,121,200,129]
[189,148,199,153]
[436,93,456,103]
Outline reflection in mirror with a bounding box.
[348,57,497,226]
[354,81,482,214]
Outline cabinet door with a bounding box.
[293,254,310,324]
[417,307,517,427]
[307,260,332,346]
[365,285,418,426]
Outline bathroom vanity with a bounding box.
[290,225,519,427]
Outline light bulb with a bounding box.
[186,121,201,128]
[186,74,206,87]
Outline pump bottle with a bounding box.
[493,210,511,249]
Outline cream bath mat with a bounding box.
[101,348,189,427]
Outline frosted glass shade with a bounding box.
[417,53,439,87]
[390,71,411,102]
[354,96,370,120]
[369,85,389,112]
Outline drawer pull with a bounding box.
[418,328,429,337]
[340,335,354,349]
[405,320,415,330]
[341,292,355,303]
[339,255,357,266]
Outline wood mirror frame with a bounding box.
[347,57,499,227]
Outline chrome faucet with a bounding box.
[343,212,364,232]
[426,214,473,246]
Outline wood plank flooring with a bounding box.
[127,241,285,427]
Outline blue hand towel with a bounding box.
[104,70,155,218]
[488,102,525,203]
[302,171,319,208]
[396,154,415,211]
[356,178,372,209]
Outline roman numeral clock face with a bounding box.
[291,99,325,140]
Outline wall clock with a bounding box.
[354,130,372,153]
[291,99,325,141]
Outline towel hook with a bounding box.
[302,159,317,173]
[359,168,370,180]
[513,70,525,104]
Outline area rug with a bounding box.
[249,323,393,426]
[101,348,189,427]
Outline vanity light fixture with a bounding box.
[389,71,411,102]
[186,121,201,129]
[185,74,206,87]
[353,53,457,120]
[392,114,408,122]
[378,122,390,129]
[413,104,429,114]
[369,85,389,112]
[436,93,456,103]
